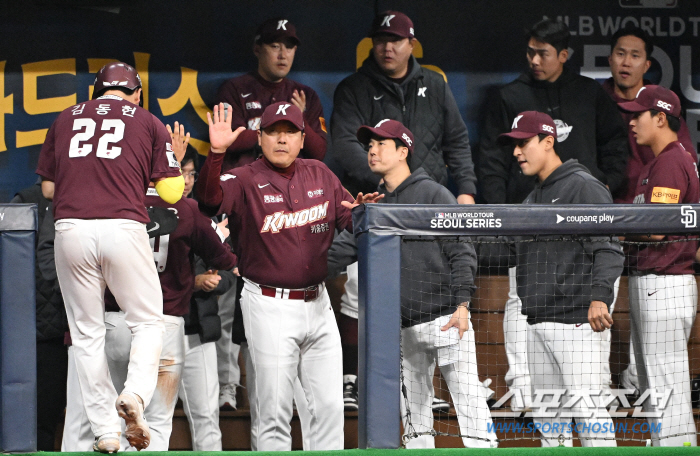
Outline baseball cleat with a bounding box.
[343,375,359,411]
[93,432,120,453]
[219,383,238,411]
[116,391,150,451]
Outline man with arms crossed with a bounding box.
[500,111,624,447]
[35,62,184,452]
[196,101,380,450]
[621,86,699,446]
[327,120,497,448]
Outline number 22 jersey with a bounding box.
[36,95,182,223]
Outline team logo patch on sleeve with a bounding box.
[166,151,180,168]
[650,187,680,203]
[319,117,327,133]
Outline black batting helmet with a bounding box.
[92,62,142,100]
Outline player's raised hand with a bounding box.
[441,304,470,339]
[588,300,613,332]
[291,89,307,112]
[166,121,190,163]
[341,191,385,210]
[208,103,245,154]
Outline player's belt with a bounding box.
[259,284,322,302]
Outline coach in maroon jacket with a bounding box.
[197,101,380,451]
[215,17,327,171]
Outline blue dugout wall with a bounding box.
[0,204,37,452]
[1,0,700,201]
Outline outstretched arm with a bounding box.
[340,191,384,210]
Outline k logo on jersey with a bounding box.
[261,202,329,233]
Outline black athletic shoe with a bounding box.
[343,375,358,411]
[432,397,451,413]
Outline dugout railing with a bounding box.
[0,204,37,453]
[354,203,700,449]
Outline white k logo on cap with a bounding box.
[512,115,524,129]
[374,119,391,128]
[276,104,290,115]
[277,20,288,30]
[381,14,395,26]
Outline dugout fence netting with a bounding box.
[354,204,700,448]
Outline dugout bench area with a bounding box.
[103,275,700,450]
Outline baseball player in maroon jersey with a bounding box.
[35,62,184,452]
[621,85,699,446]
[197,101,381,450]
[603,26,697,400]
[63,185,237,451]
[215,17,327,172]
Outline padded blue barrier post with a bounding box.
[355,205,401,449]
[0,204,37,452]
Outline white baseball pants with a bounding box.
[527,321,616,447]
[504,267,532,409]
[339,262,359,319]
[179,335,222,451]
[62,312,184,451]
[400,316,497,448]
[244,342,313,451]
[629,274,697,447]
[241,279,344,451]
[54,218,164,438]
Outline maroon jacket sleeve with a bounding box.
[187,201,237,270]
[196,152,225,209]
[300,88,327,161]
[215,79,259,154]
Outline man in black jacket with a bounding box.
[477,18,628,413]
[331,10,477,204]
[327,120,496,448]
[330,10,478,410]
[500,111,624,447]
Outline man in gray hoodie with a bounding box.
[500,111,624,447]
[327,119,496,448]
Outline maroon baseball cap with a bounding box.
[369,11,415,39]
[619,85,681,118]
[255,17,300,46]
[356,119,414,153]
[499,111,557,142]
[260,102,304,131]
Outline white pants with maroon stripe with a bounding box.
[629,274,697,447]
[54,218,164,438]
[241,278,344,451]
